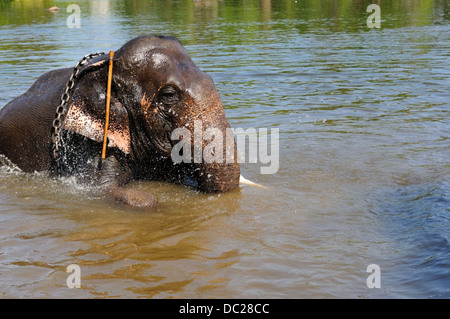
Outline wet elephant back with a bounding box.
[0,68,72,172]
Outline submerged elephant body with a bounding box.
[0,36,240,208]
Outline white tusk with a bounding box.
[239,175,266,189]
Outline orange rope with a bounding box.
[102,51,114,159]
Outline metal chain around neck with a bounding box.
[51,52,105,159]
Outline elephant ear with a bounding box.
[62,60,131,155]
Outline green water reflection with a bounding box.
[1,0,448,32]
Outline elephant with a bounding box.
[0,35,240,209]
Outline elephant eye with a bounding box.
[159,86,179,105]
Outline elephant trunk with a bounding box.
[195,161,240,193]
[188,91,240,193]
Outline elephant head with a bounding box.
[62,35,240,193]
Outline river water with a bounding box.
[0,0,449,298]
